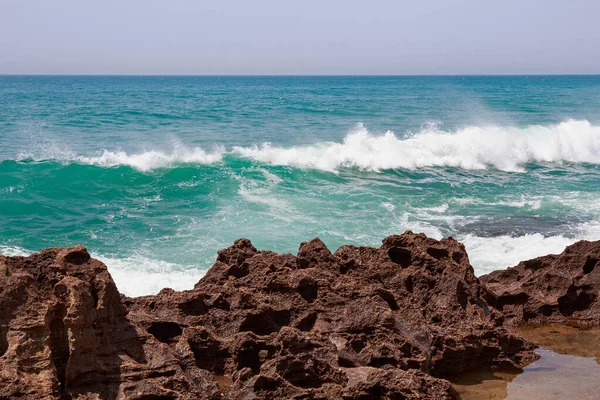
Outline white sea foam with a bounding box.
[421,203,450,213]
[0,244,202,296]
[13,120,600,172]
[233,120,600,172]
[16,143,225,172]
[395,214,445,239]
[237,168,296,220]
[463,221,600,276]
[454,197,544,210]
[454,192,600,213]
[91,252,202,297]
[381,202,396,211]
[3,221,600,296]
[0,245,29,257]
[76,147,224,172]
[463,234,576,276]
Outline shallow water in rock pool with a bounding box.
[450,326,600,400]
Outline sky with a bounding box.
[0,0,599,75]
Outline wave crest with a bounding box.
[17,145,225,172]
[11,120,600,172]
[77,147,224,172]
[234,120,600,172]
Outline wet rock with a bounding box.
[481,240,600,328]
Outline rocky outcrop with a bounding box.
[481,240,600,328]
[1,232,539,399]
[0,246,218,399]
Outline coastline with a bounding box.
[4,76,600,301]
[1,231,598,399]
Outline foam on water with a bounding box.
[0,245,29,257]
[233,120,600,172]
[17,144,225,172]
[455,197,543,210]
[91,252,203,297]
[2,222,599,296]
[463,234,576,275]
[11,120,600,172]
[78,147,224,172]
[237,168,292,214]
[3,77,600,298]
[464,222,600,275]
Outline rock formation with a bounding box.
[481,239,600,328]
[0,232,547,399]
[0,245,217,399]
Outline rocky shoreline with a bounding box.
[1,232,598,399]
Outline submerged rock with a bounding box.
[481,240,600,328]
[1,232,539,399]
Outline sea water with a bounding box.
[1,75,600,296]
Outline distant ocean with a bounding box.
[2,75,600,296]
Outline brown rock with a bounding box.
[0,246,215,400]
[127,232,535,397]
[1,232,539,399]
[481,239,600,328]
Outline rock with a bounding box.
[1,232,538,399]
[0,246,215,400]
[127,231,535,397]
[481,239,600,328]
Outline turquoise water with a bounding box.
[2,75,600,295]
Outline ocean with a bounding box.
[1,75,600,296]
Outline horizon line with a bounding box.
[1,73,600,77]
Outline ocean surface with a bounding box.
[1,75,600,296]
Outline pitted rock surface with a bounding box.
[481,239,600,328]
[1,232,543,399]
[0,246,217,400]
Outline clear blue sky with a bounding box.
[1,0,598,75]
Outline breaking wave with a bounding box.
[233,120,600,172]
[10,120,600,172]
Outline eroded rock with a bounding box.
[481,240,600,328]
[1,232,541,399]
[0,246,215,400]
[126,232,536,398]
